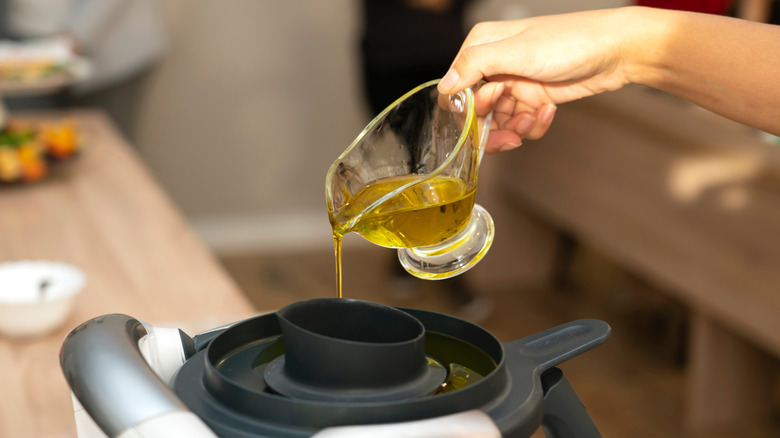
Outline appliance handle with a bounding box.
[506,319,611,372]
[60,314,217,438]
[311,410,501,438]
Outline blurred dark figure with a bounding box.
[0,1,9,40]
[358,0,493,322]
[360,0,469,115]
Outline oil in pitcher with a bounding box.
[326,80,494,298]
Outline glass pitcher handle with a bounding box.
[478,110,493,165]
[469,80,494,165]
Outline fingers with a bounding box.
[439,35,529,95]
[484,104,557,154]
[436,19,560,154]
[503,112,539,138]
[474,80,558,154]
[473,82,504,116]
[528,104,556,140]
[485,130,522,154]
[438,26,500,95]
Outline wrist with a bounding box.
[616,6,679,89]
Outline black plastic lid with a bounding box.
[264,298,445,402]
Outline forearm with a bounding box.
[624,6,780,135]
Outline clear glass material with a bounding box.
[326,79,494,279]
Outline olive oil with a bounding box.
[425,331,496,394]
[251,331,495,396]
[333,232,344,298]
[330,175,475,298]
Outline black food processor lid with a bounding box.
[172,298,610,438]
[263,298,446,402]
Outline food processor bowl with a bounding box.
[60,298,611,438]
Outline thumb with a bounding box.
[438,37,526,95]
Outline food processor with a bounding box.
[60,297,610,437]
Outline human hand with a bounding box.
[439,8,637,153]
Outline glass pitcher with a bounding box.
[326,79,494,280]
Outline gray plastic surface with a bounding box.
[541,368,601,438]
[60,314,189,437]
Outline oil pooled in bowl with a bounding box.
[425,331,496,394]
[247,330,496,397]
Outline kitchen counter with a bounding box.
[0,110,255,438]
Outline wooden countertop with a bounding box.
[0,110,255,438]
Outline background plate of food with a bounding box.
[0,37,92,97]
[0,118,82,184]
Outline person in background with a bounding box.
[359,0,494,322]
[437,6,780,152]
[360,0,470,116]
[3,0,169,140]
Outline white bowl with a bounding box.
[0,261,86,338]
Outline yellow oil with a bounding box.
[251,331,497,395]
[330,175,475,298]
[333,232,343,298]
[425,331,496,394]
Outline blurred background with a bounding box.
[135,0,622,254]
[3,0,780,437]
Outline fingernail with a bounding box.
[499,142,521,152]
[439,68,460,92]
[516,114,537,134]
[540,104,557,125]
